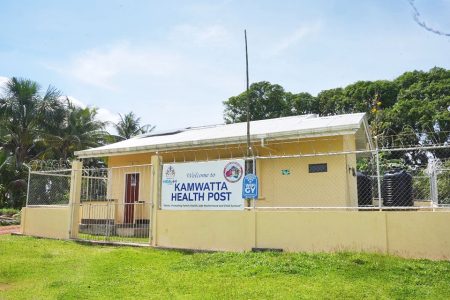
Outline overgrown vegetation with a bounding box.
[0,208,20,225]
[0,236,449,299]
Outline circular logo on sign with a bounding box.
[223,161,243,183]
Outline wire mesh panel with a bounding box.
[255,154,364,208]
[372,149,436,209]
[27,170,71,205]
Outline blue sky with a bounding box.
[0,0,449,131]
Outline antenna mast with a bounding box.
[245,29,252,174]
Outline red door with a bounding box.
[124,173,139,224]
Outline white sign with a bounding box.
[161,159,245,210]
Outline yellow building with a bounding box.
[75,112,372,212]
[21,112,450,260]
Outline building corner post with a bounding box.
[69,160,83,239]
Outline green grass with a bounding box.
[0,235,449,299]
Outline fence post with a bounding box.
[150,155,162,246]
[375,137,382,210]
[24,164,31,207]
[429,159,439,208]
[69,160,83,239]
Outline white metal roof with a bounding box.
[75,113,367,158]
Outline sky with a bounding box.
[0,0,449,131]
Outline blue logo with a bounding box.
[242,174,258,199]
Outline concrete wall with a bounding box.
[386,212,450,259]
[155,210,450,260]
[156,210,255,251]
[256,211,386,253]
[21,206,70,239]
[19,206,450,260]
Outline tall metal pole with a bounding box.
[245,29,252,175]
[375,137,382,210]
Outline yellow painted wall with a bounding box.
[256,211,386,253]
[19,206,450,260]
[386,212,450,259]
[155,210,450,260]
[156,210,255,251]
[21,206,69,239]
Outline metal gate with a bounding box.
[77,164,153,244]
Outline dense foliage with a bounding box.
[0,77,151,208]
[224,67,449,145]
[224,67,450,166]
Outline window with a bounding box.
[309,163,327,173]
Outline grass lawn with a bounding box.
[0,235,449,299]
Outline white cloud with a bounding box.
[97,107,120,124]
[59,95,86,108]
[0,76,9,92]
[49,42,183,90]
[59,95,119,131]
[170,24,232,47]
[269,22,322,56]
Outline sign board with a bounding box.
[242,174,258,199]
[161,159,245,210]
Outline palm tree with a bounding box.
[40,98,110,160]
[0,77,64,166]
[114,112,155,141]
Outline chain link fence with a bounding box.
[251,147,450,209]
[27,169,71,206]
[25,144,450,213]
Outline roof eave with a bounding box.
[75,125,361,159]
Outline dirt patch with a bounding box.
[0,225,20,235]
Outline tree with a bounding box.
[0,78,64,208]
[0,77,64,166]
[114,112,155,141]
[223,67,450,167]
[223,81,289,123]
[40,99,109,160]
[316,88,345,116]
[286,92,319,115]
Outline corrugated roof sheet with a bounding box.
[75,112,367,158]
